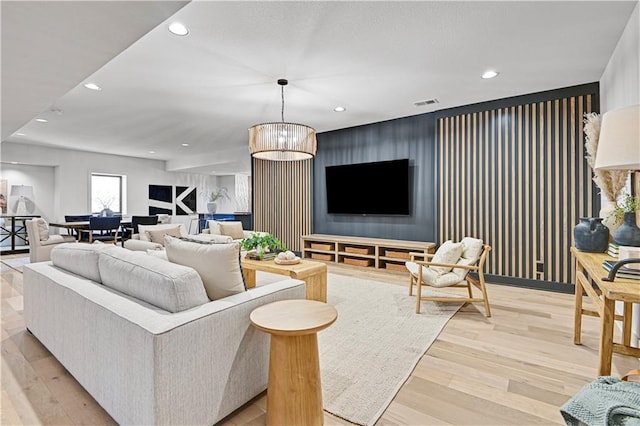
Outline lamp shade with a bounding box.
[594,104,640,170]
[10,184,33,198]
[249,122,317,161]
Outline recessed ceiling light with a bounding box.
[334,106,346,112]
[35,118,48,123]
[181,143,189,147]
[10,162,18,165]
[168,22,189,36]
[482,70,499,79]
[149,151,156,154]
[84,82,102,91]
[15,132,25,136]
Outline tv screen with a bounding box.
[325,159,410,215]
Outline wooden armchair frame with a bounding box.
[408,244,492,317]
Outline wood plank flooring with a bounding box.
[1,256,638,425]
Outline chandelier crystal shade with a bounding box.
[249,79,317,161]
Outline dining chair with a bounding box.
[64,214,92,240]
[406,237,492,317]
[77,216,122,244]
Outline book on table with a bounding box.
[602,260,640,280]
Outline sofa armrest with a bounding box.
[124,239,163,251]
[201,229,211,234]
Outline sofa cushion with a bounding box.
[206,220,222,235]
[164,236,246,301]
[99,246,208,313]
[41,235,76,246]
[217,222,245,240]
[34,218,49,241]
[147,226,183,245]
[137,224,185,242]
[51,243,110,283]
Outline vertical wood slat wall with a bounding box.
[252,158,312,252]
[438,95,595,285]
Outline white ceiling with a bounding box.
[2,1,637,175]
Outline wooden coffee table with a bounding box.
[241,258,327,302]
[250,300,338,426]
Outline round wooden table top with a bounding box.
[250,299,338,336]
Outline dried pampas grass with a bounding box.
[584,112,628,202]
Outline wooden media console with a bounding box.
[301,234,436,271]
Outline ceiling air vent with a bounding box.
[413,98,439,107]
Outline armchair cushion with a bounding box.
[453,237,484,280]
[164,236,246,301]
[40,235,76,246]
[405,262,464,288]
[430,240,464,275]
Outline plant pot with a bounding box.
[207,201,217,214]
[574,217,609,253]
[613,212,640,247]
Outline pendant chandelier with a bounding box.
[249,79,317,161]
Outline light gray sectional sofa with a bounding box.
[23,243,306,425]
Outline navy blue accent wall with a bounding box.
[314,114,437,241]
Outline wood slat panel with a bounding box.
[252,158,312,252]
[437,95,595,285]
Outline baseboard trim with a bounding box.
[485,274,574,294]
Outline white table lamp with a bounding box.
[594,104,640,280]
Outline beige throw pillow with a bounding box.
[137,224,183,242]
[147,226,183,244]
[35,218,49,241]
[217,222,244,240]
[429,240,463,276]
[164,236,246,300]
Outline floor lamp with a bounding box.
[594,104,640,281]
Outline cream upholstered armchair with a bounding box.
[405,237,492,317]
[25,218,76,263]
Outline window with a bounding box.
[91,174,125,214]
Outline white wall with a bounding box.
[600,3,639,112]
[0,142,234,228]
[599,2,640,348]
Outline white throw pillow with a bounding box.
[164,236,246,301]
[206,220,222,235]
[452,237,484,280]
[146,226,183,245]
[429,240,463,276]
[34,218,49,241]
[137,224,184,242]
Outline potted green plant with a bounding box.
[612,193,640,246]
[203,187,230,213]
[240,233,286,259]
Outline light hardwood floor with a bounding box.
[1,255,638,425]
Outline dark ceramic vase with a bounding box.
[574,217,609,253]
[613,212,640,247]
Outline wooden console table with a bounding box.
[571,247,640,376]
[301,234,435,272]
[241,258,327,302]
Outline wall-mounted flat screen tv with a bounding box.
[325,159,410,215]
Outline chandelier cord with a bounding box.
[281,84,285,123]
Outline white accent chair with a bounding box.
[406,237,492,317]
[201,220,267,243]
[25,218,76,263]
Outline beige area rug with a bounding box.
[0,256,30,272]
[256,271,462,426]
